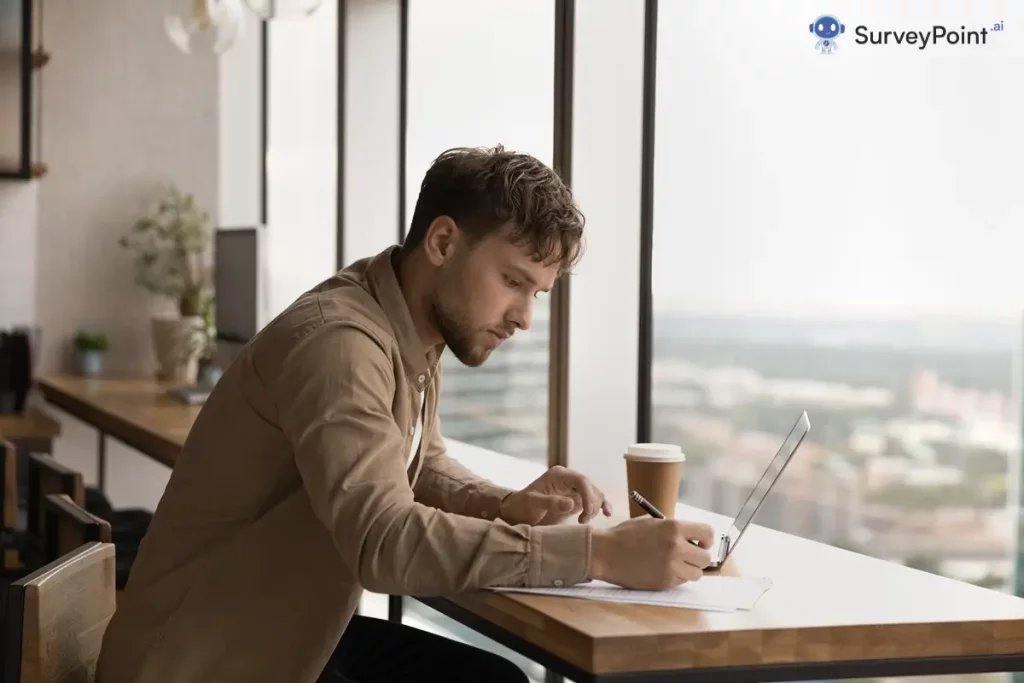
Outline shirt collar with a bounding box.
[366,246,440,392]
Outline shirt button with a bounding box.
[553,579,564,587]
[481,510,489,518]
[417,373,425,383]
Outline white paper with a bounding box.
[488,576,772,612]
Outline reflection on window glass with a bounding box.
[405,0,554,465]
[651,1,1023,655]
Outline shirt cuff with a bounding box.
[467,482,516,522]
[527,523,591,588]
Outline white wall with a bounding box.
[35,0,219,376]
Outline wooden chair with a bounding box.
[4,541,116,682]
[1,439,21,571]
[27,455,142,588]
[27,454,84,540]
[1,438,17,530]
[43,494,111,565]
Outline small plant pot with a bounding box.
[76,349,105,377]
[197,361,223,388]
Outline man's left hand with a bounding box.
[499,466,613,526]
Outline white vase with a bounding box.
[151,315,204,384]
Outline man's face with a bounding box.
[431,230,559,367]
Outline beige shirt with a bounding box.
[95,246,591,683]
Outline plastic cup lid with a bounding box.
[624,443,686,463]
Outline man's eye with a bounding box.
[505,276,521,288]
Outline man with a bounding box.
[96,146,715,683]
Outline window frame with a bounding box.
[636,0,659,444]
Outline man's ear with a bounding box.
[422,216,459,267]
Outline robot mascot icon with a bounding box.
[810,14,845,54]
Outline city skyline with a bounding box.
[650,300,1024,324]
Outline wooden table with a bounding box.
[34,375,1024,681]
[0,404,62,480]
[36,375,195,488]
[421,507,1024,681]
[0,404,63,538]
[0,404,61,449]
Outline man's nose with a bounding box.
[509,299,533,332]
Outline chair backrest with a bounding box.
[1,439,21,572]
[4,542,116,683]
[43,494,112,565]
[27,454,84,539]
[1,438,17,530]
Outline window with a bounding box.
[404,0,555,466]
[265,4,339,319]
[400,2,557,677]
[650,0,1023,617]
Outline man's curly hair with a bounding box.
[402,145,585,274]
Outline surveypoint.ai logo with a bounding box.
[810,14,845,54]
[854,21,1002,49]
[809,14,1006,53]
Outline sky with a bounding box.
[404,0,1024,321]
[651,0,1024,320]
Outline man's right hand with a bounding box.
[589,518,715,590]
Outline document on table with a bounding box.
[489,576,772,612]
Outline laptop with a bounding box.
[704,411,810,570]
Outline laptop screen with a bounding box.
[724,411,810,552]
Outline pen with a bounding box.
[630,490,702,547]
[629,490,664,518]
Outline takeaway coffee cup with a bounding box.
[624,443,685,519]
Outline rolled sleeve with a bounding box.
[413,431,516,521]
[412,365,517,520]
[275,321,591,595]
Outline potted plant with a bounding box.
[73,330,109,377]
[119,185,213,384]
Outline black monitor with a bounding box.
[214,227,262,345]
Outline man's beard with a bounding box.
[430,295,491,368]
